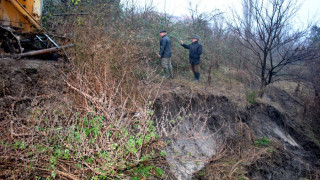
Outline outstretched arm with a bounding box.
[181,40,190,49]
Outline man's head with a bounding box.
[192,36,199,42]
[160,30,167,37]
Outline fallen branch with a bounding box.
[0,94,54,101]
[37,168,80,180]
[12,44,74,59]
[64,81,99,103]
[227,148,268,178]
[10,120,31,137]
[53,13,89,16]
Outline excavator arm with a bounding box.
[0,0,43,33]
[0,0,73,57]
[7,0,43,31]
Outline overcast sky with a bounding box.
[121,0,320,28]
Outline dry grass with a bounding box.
[164,66,249,108]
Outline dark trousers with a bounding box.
[191,64,200,80]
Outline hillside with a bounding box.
[0,58,319,179]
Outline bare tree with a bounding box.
[242,0,253,35]
[233,0,313,93]
[187,1,223,37]
[305,26,320,98]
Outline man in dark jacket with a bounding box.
[181,36,203,82]
[158,30,173,78]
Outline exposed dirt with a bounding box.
[0,58,71,179]
[0,58,70,154]
[153,85,320,180]
[0,58,68,119]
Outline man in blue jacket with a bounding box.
[158,30,173,78]
[181,36,203,82]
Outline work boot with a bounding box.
[163,68,170,79]
[168,73,174,79]
[195,72,200,81]
[168,66,173,78]
[193,72,200,81]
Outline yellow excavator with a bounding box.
[0,0,72,58]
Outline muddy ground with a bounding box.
[0,59,68,121]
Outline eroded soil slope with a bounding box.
[0,59,319,180]
[0,59,68,120]
[153,87,320,180]
[0,59,69,179]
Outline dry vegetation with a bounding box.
[1,4,168,179]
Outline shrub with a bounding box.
[247,91,258,104]
[254,137,271,147]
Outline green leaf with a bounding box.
[160,150,166,157]
[254,137,271,147]
[51,171,57,178]
[19,141,26,149]
[136,138,143,146]
[149,110,154,116]
[50,156,57,165]
[64,149,70,159]
[156,167,164,177]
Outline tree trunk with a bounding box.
[259,52,268,97]
[311,77,319,98]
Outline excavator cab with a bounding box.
[0,0,72,58]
